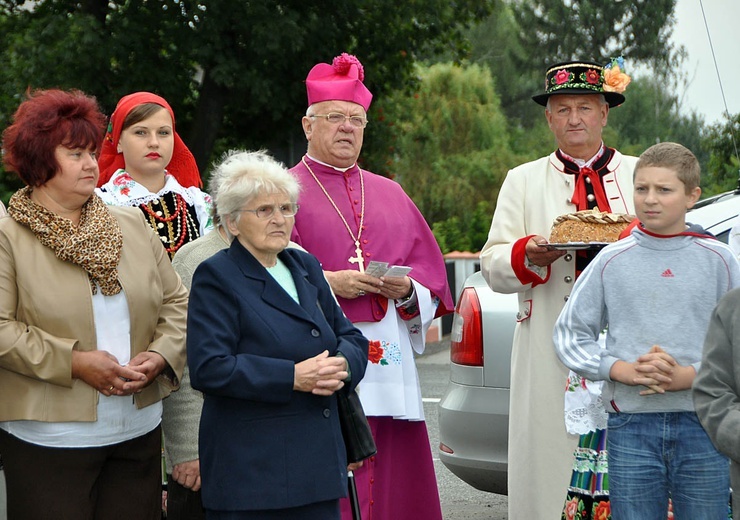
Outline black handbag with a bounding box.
[337,388,377,463]
[313,297,376,464]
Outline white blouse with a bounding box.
[0,286,161,447]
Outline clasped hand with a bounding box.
[294,350,348,396]
[611,345,695,396]
[172,459,201,492]
[72,349,167,396]
[326,269,412,300]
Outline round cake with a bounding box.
[549,208,634,243]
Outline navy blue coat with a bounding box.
[187,240,368,512]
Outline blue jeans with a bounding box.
[607,412,729,520]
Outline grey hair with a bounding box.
[205,153,231,224]
[304,103,367,118]
[545,94,607,112]
[213,150,300,236]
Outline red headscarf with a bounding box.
[97,92,202,188]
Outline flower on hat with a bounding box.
[332,53,365,81]
[583,69,601,85]
[554,69,572,85]
[603,57,631,94]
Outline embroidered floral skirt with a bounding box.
[562,428,609,520]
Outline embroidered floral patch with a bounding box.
[111,171,135,196]
[367,339,401,365]
[566,373,589,392]
[554,69,572,85]
[562,493,611,520]
[592,500,611,520]
[582,69,601,85]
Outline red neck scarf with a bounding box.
[557,146,615,212]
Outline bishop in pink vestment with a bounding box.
[290,53,453,520]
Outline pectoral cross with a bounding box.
[348,241,365,273]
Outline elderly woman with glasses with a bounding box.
[186,150,368,520]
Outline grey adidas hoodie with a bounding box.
[554,225,740,413]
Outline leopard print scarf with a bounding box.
[9,187,123,296]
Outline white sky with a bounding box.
[672,0,739,124]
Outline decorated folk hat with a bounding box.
[305,53,373,111]
[532,57,631,108]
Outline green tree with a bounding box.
[512,0,678,66]
[466,0,542,126]
[0,0,494,202]
[0,1,200,115]
[701,113,740,195]
[372,63,521,252]
[467,0,681,127]
[606,75,706,161]
[0,0,204,200]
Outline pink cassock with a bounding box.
[290,156,453,323]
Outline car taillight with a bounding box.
[450,287,484,366]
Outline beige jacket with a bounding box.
[0,204,188,422]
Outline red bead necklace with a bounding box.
[140,193,194,255]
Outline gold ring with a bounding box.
[108,386,114,391]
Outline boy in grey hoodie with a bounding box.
[554,142,740,519]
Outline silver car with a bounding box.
[437,189,740,494]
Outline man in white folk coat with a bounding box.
[480,59,635,519]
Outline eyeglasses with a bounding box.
[310,112,368,128]
[237,203,299,219]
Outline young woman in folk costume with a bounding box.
[96,92,212,519]
[97,92,212,259]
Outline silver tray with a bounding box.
[541,242,610,251]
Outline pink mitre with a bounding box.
[305,53,373,111]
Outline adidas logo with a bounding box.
[661,269,674,278]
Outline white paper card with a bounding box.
[365,261,412,278]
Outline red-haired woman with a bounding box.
[96,92,212,259]
[0,89,188,519]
